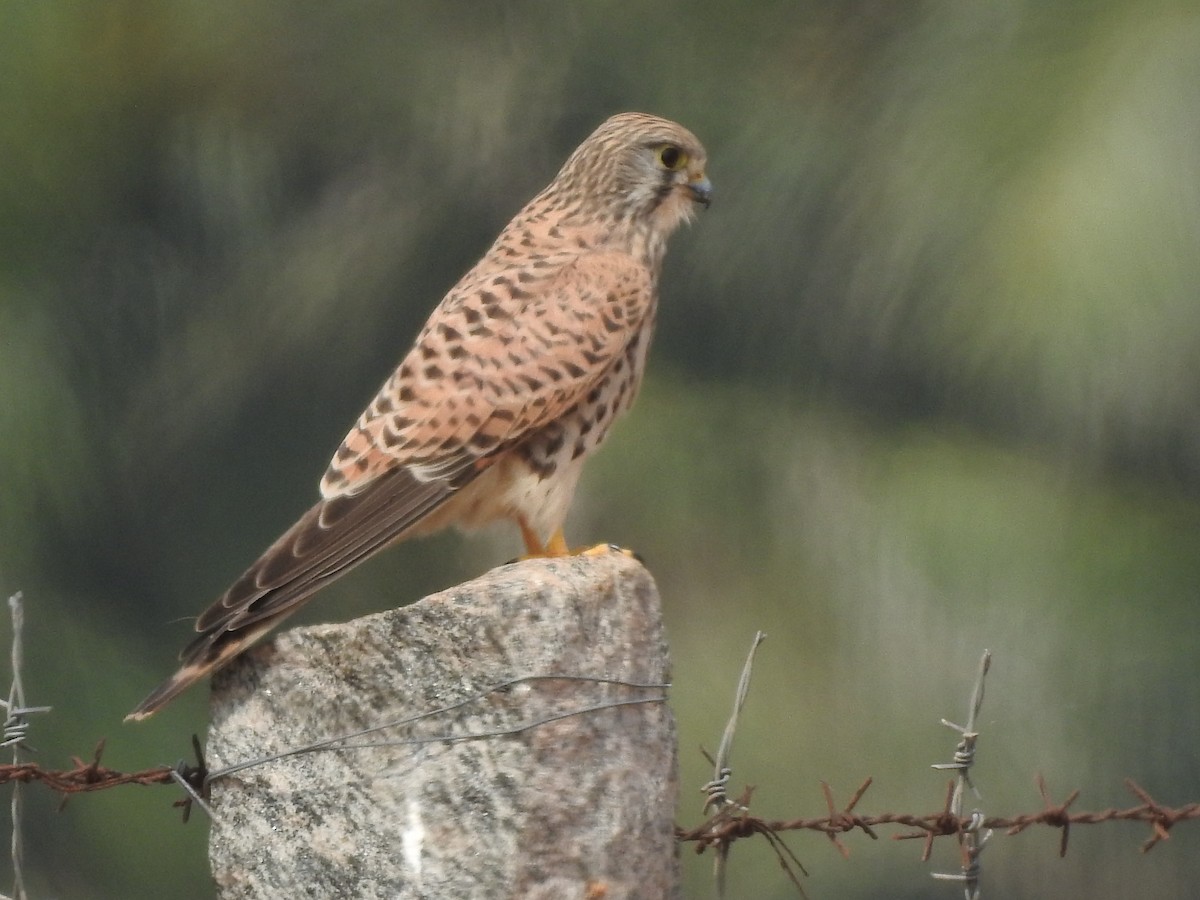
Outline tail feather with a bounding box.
[126,465,465,721]
[124,619,277,722]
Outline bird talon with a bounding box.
[579,543,641,562]
[510,542,641,563]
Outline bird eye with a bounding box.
[657,144,688,171]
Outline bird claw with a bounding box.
[507,543,642,565]
[580,543,643,563]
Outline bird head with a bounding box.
[556,112,711,235]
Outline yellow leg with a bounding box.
[544,528,570,557]
[518,517,546,556]
[517,520,570,557]
[515,518,638,561]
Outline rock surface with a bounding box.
[205,551,678,899]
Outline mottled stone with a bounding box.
[206,552,678,899]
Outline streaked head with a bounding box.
[553,112,711,231]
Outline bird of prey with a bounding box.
[127,112,710,720]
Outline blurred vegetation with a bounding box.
[2,1,1199,897]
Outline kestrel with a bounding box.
[127,112,710,720]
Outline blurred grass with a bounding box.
[2,0,1199,897]
[586,373,1200,897]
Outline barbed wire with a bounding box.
[0,743,176,795]
[697,630,774,897]
[928,649,991,897]
[0,674,670,824]
[0,628,1194,896]
[2,593,52,900]
[678,642,1200,898]
[676,775,1200,853]
[0,750,1192,847]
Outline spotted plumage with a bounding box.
[127,112,710,720]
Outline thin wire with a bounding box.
[699,631,768,899]
[206,673,668,785]
[930,650,993,900]
[6,594,31,900]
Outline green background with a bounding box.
[2,1,1199,897]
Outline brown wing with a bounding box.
[125,252,655,720]
[320,251,656,497]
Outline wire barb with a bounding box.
[819,778,878,858]
[927,650,993,899]
[171,735,212,823]
[1,592,52,753]
[693,633,811,898]
[1124,778,1187,853]
[701,630,766,816]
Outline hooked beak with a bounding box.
[687,174,712,208]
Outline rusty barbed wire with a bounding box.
[0,738,208,821]
[677,775,1200,853]
[0,640,1191,900]
[6,742,1189,856]
[680,642,1200,898]
[0,742,172,794]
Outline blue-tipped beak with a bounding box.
[688,175,713,208]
